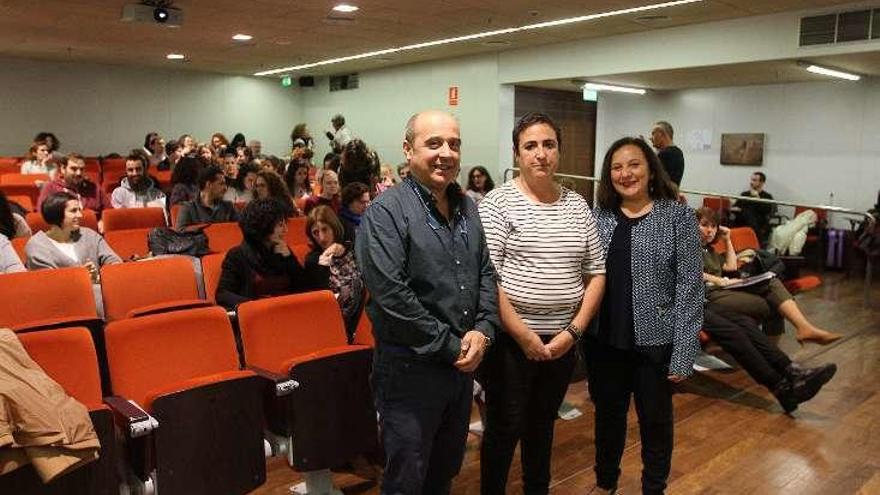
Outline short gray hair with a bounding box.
[653,121,674,139]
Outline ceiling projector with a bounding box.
[121,3,183,27]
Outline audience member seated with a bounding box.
[34,131,64,161]
[396,162,410,181]
[176,165,239,228]
[210,132,229,156]
[25,192,121,274]
[157,140,182,171]
[339,182,370,244]
[732,172,775,245]
[0,233,25,273]
[697,207,841,346]
[339,139,378,190]
[19,140,56,178]
[304,205,365,341]
[215,198,319,310]
[223,153,255,203]
[375,164,397,195]
[143,132,166,169]
[0,191,31,239]
[254,170,297,217]
[304,170,341,214]
[37,153,110,213]
[465,165,494,204]
[168,155,203,207]
[285,158,312,200]
[703,305,836,413]
[110,151,166,209]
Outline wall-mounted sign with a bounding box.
[448,86,459,106]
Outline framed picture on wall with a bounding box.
[720,133,764,166]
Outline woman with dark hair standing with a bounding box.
[479,113,606,494]
[586,137,703,495]
[465,165,494,204]
[338,139,378,190]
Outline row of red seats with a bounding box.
[1,290,377,494]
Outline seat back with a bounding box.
[169,203,182,228]
[25,209,99,233]
[100,256,201,321]
[7,194,34,212]
[0,183,41,205]
[237,291,347,373]
[728,226,761,252]
[702,196,731,213]
[103,228,152,260]
[18,327,103,409]
[100,158,127,184]
[0,267,98,331]
[102,207,166,232]
[200,252,225,303]
[292,243,311,266]
[10,236,28,263]
[285,216,309,246]
[0,158,21,175]
[352,309,375,347]
[795,206,828,225]
[204,222,243,253]
[0,173,49,186]
[104,306,239,409]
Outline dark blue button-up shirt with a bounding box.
[355,177,499,364]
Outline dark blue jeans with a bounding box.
[372,347,473,495]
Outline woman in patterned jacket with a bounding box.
[586,136,703,495]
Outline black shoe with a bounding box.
[774,363,837,413]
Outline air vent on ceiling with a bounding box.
[329,73,359,92]
[800,9,880,46]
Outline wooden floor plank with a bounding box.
[251,273,880,494]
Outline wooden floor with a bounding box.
[252,272,880,494]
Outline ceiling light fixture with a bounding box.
[166,53,185,60]
[582,82,647,95]
[332,4,359,13]
[799,62,860,81]
[254,0,703,76]
[232,33,253,41]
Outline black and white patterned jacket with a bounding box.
[593,199,704,376]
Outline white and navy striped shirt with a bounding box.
[479,181,605,335]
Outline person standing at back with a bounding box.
[356,109,499,494]
[650,121,685,187]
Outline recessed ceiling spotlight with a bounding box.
[332,4,359,13]
[232,33,253,41]
[166,53,185,60]
[256,0,703,76]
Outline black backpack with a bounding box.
[147,225,210,257]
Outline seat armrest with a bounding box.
[105,395,159,438]
[249,365,299,397]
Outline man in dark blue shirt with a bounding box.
[356,110,499,494]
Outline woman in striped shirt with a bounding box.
[478,113,606,494]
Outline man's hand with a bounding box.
[545,331,575,360]
[454,330,488,372]
[515,331,552,361]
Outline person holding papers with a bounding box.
[697,207,841,346]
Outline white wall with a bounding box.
[596,79,880,225]
[0,57,302,157]
[296,53,509,180]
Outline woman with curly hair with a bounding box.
[465,165,494,204]
[254,170,297,217]
[215,198,319,310]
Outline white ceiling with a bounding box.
[0,0,864,78]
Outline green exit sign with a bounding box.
[281,76,292,87]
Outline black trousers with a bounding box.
[480,333,576,495]
[703,305,791,389]
[371,347,473,495]
[584,337,673,495]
